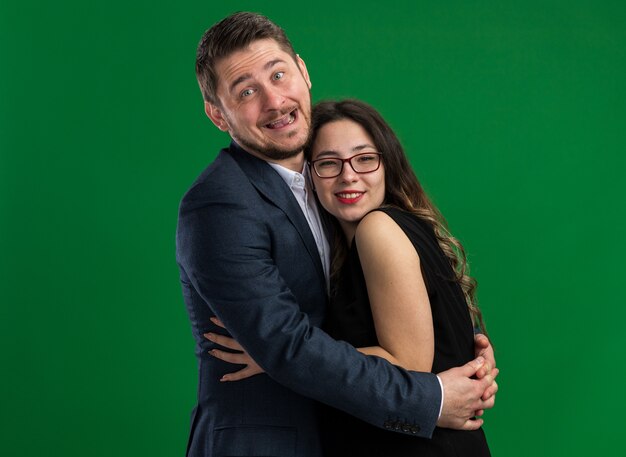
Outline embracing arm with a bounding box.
[178,165,496,435]
[355,211,434,372]
[177,180,442,437]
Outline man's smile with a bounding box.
[264,109,298,130]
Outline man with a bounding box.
[176,12,497,457]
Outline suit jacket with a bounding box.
[176,142,442,457]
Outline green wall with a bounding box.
[2,1,625,455]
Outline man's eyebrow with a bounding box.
[229,73,252,94]
[228,59,288,94]
[264,58,286,70]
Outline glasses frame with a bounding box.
[309,152,383,179]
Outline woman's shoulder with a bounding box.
[355,208,420,257]
[356,208,404,240]
[354,209,420,270]
[367,206,433,236]
[359,207,440,258]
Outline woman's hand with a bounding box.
[203,317,265,382]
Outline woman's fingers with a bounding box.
[209,348,248,364]
[203,332,244,351]
[208,348,265,381]
[203,320,266,382]
[221,365,264,382]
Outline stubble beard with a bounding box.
[226,92,313,162]
[234,126,312,162]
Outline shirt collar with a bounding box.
[268,162,308,189]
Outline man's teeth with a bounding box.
[268,112,295,128]
[337,193,362,199]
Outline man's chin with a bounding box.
[259,146,303,161]
[235,135,309,162]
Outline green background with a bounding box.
[2,1,625,455]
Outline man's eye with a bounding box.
[272,71,284,81]
[241,89,254,98]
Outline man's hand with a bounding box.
[437,357,499,430]
[474,333,498,401]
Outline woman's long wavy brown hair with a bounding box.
[305,99,487,334]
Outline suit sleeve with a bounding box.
[176,183,442,438]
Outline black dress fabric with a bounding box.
[318,207,491,457]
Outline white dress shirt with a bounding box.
[268,162,330,292]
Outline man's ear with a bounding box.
[204,101,230,132]
[296,54,312,89]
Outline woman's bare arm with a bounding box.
[354,210,434,372]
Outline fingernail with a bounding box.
[204,333,214,341]
[209,350,216,357]
[476,356,485,364]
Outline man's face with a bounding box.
[206,39,313,163]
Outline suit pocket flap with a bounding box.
[212,425,296,457]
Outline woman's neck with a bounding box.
[339,220,358,247]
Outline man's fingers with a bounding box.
[458,356,486,378]
[475,361,492,379]
[204,332,244,351]
[479,394,495,411]
[477,361,499,383]
[479,368,499,400]
[460,418,484,431]
[477,369,494,388]
[474,333,496,371]
[482,380,498,401]
[474,333,489,349]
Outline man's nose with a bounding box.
[262,85,286,110]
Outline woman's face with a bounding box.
[309,119,386,239]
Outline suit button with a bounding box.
[410,425,420,434]
[383,420,392,429]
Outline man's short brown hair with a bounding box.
[195,12,297,105]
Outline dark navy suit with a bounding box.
[176,142,441,456]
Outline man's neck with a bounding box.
[266,153,305,173]
[240,145,305,172]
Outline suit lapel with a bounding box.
[228,143,326,286]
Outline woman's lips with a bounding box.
[335,191,364,204]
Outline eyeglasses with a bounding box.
[309,152,383,178]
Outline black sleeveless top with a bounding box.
[318,207,490,456]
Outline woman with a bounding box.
[211,99,491,456]
[305,99,490,456]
